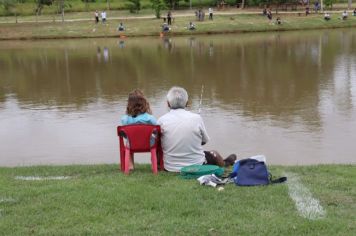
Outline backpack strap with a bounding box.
[269,173,287,184]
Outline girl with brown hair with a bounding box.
[121,89,157,125]
[121,89,157,170]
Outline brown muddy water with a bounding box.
[0,29,356,166]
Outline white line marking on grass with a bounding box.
[285,172,326,220]
[15,176,71,181]
[0,198,16,203]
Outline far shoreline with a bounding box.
[1,10,356,41]
[1,24,356,41]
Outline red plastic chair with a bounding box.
[117,124,164,174]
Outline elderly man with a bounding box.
[158,86,236,172]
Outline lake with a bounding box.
[1,29,355,166]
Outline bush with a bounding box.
[126,0,141,13]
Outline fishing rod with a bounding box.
[198,84,204,114]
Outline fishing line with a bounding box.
[198,84,204,114]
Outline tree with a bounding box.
[106,0,110,10]
[81,0,95,11]
[0,0,22,23]
[56,0,71,22]
[151,0,165,19]
[35,0,53,16]
[127,0,141,13]
[163,0,179,10]
[324,0,333,9]
[0,0,16,15]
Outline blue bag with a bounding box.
[230,158,287,186]
[234,158,269,186]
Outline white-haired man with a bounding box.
[158,86,236,172]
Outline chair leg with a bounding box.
[151,148,158,174]
[157,146,164,171]
[119,138,125,171]
[124,148,131,175]
[120,153,125,171]
[131,153,135,169]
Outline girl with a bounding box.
[121,89,156,125]
[121,89,157,170]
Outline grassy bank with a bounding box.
[1,11,356,40]
[0,164,355,235]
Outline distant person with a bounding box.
[121,89,157,170]
[118,22,125,31]
[101,11,106,23]
[342,10,348,20]
[167,11,172,25]
[197,9,205,21]
[263,8,267,16]
[101,11,107,23]
[94,10,99,23]
[201,10,205,21]
[208,7,213,20]
[196,9,201,21]
[267,9,272,22]
[276,17,282,25]
[324,12,331,21]
[305,6,310,16]
[353,8,356,16]
[162,23,170,33]
[188,21,196,30]
[314,1,319,13]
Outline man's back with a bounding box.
[158,109,209,172]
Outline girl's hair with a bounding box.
[126,89,152,117]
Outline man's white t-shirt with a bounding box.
[157,109,210,172]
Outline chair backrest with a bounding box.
[117,124,161,152]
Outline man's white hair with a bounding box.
[167,86,189,109]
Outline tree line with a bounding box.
[0,0,352,19]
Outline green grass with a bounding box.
[0,164,355,235]
[0,13,356,40]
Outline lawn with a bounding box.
[0,164,355,235]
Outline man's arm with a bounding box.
[199,116,210,145]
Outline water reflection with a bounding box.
[118,40,125,49]
[0,29,355,165]
[103,47,109,63]
[163,37,173,52]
